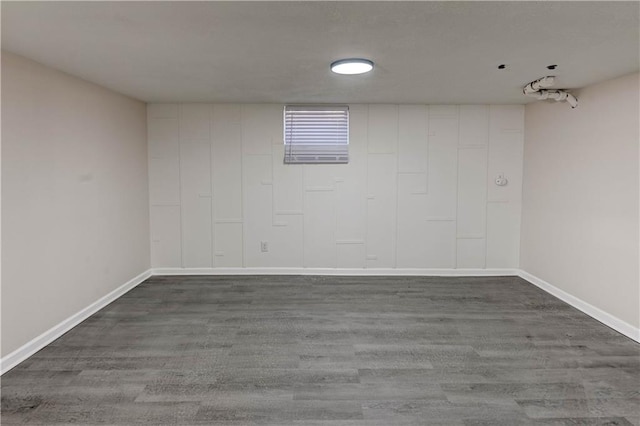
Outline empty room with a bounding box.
[1,1,639,424]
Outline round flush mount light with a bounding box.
[330,58,374,75]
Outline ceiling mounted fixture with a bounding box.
[330,58,374,75]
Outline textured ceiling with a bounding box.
[2,1,639,104]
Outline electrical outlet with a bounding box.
[260,241,269,252]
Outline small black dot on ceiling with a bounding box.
[498,64,507,70]
[547,64,557,70]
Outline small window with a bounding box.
[284,105,349,164]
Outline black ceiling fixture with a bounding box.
[498,64,507,70]
[547,64,558,70]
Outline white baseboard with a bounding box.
[0,269,153,375]
[151,267,519,276]
[517,269,640,343]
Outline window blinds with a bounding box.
[284,105,349,164]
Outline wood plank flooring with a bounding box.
[2,275,639,425]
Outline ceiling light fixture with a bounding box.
[330,58,374,75]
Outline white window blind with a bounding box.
[284,105,349,164]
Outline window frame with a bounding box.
[283,105,349,164]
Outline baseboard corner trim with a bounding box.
[0,268,153,375]
[151,267,519,277]
[517,269,640,343]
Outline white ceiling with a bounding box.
[2,1,638,104]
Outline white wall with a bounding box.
[148,103,523,270]
[1,52,150,357]
[521,72,639,329]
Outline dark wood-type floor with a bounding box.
[2,275,639,425]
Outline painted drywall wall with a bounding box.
[1,51,150,357]
[148,103,523,270]
[521,72,639,328]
